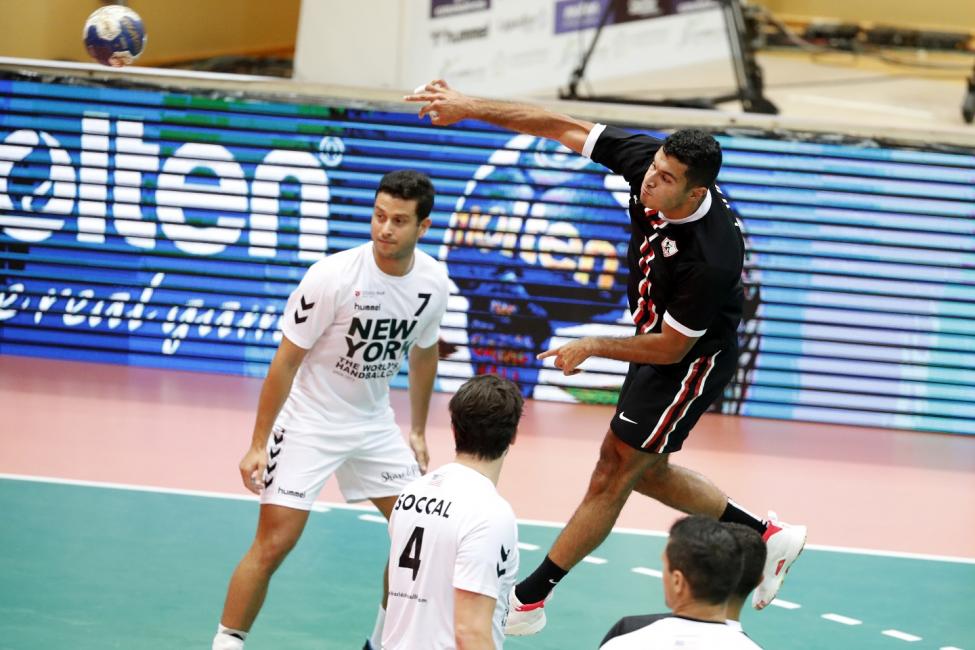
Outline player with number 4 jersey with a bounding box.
[212,171,449,650]
[384,375,524,650]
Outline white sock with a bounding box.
[368,606,386,649]
[212,623,247,650]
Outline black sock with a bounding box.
[515,555,568,604]
[719,499,767,536]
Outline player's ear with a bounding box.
[418,216,432,237]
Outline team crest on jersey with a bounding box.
[661,238,678,257]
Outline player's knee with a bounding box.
[251,530,299,571]
[587,440,634,500]
[634,459,672,496]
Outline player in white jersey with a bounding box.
[383,375,524,650]
[212,170,450,650]
[600,516,763,649]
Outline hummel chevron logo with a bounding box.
[266,462,277,474]
[496,563,507,578]
[269,447,282,459]
[294,295,316,324]
[273,433,284,444]
[618,411,638,424]
[500,545,510,562]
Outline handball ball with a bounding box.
[83,5,146,67]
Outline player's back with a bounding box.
[383,463,519,650]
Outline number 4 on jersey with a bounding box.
[398,526,425,580]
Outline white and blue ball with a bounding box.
[83,5,146,67]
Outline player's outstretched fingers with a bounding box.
[536,347,560,361]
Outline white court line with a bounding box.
[883,630,922,642]
[358,514,388,524]
[2,473,974,564]
[517,542,540,551]
[940,646,964,649]
[631,567,662,578]
[582,556,607,565]
[769,599,800,610]
[822,613,862,625]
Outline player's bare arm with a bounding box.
[453,588,497,650]
[407,341,439,473]
[404,80,594,155]
[538,323,697,375]
[239,335,308,494]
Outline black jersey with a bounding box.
[587,125,744,363]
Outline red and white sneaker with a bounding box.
[753,511,807,610]
[504,588,548,636]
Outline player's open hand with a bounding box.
[403,80,470,126]
[538,338,594,375]
[409,429,430,474]
[239,446,268,495]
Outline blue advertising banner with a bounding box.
[0,73,973,435]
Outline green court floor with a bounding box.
[1,478,972,649]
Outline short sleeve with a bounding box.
[665,262,724,337]
[414,268,449,349]
[587,124,662,186]
[452,506,517,600]
[279,260,338,350]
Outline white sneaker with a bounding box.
[753,511,807,610]
[504,588,548,636]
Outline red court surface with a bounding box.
[3,354,974,559]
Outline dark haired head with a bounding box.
[666,515,743,605]
[449,375,523,461]
[662,129,722,189]
[376,170,436,221]
[724,523,767,598]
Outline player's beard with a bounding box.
[374,235,416,263]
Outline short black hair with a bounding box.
[449,374,523,461]
[661,129,722,189]
[666,515,743,605]
[376,170,436,221]
[724,523,767,598]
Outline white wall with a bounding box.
[294,0,732,97]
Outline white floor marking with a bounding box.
[517,542,540,551]
[358,514,387,524]
[822,613,861,625]
[769,598,800,610]
[4,474,971,564]
[883,630,922,642]
[631,567,662,578]
[582,556,607,565]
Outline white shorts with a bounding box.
[260,422,421,510]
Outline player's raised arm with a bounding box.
[404,80,595,155]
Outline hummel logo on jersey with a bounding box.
[618,411,638,424]
[294,295,315,324]
[661,238,678,257]
[496,563,507,578]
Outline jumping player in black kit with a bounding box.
[405,81,807,636]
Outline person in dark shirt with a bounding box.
[599,516,763,649]
[406,81,806,636]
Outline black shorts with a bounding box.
[610,348,737,454]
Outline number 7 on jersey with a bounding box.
[415,293,432,316]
